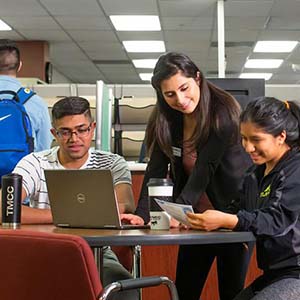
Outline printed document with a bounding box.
[154,198,194,225]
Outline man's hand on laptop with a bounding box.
[120,213,144,225]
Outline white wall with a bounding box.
[52,67,72,83]
[265,84,300,101]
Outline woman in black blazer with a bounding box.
[135,52,253,300]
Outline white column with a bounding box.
[95,80,104,150]
[217,0,225,78]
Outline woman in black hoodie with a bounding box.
[188,97,300,300]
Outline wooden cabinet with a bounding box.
[16,41,49,82]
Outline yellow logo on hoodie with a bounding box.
[260,184,271,197]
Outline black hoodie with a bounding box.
[235,148,300,276]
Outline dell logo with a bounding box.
[76,193,86,204]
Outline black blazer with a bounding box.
[135,114,252,223]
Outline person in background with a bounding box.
[187,97,300,300]
[0,96,138,300]
[133,52,253,300]
[0,39,52,151]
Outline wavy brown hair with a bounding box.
[146,52,241,160]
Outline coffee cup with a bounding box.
[147,178,173,230]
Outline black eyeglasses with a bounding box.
[55,124,92,140]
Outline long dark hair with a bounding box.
[146,52,241,160]
[240,97,300,148]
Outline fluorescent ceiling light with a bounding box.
[245,59,283,69]
[139,73,153,81]
[110,15,161,31]
[123,41,165,53]
[132,59,158,69]
[0,19,12,31]
[254,41,298,53]
[239,73,273,80]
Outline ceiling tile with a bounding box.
[69,30,119,42]
[164,30,211,42]
[0,31,24,40]
[225,0,273,17]
[116,31,163,41]
[270,0,300,17]
[55,16,111,30]
[214,30,258,42]
[259,30,300,40]
[98,64,135,72]
[0,0,48,16]
[99,0,158,15]
[40,0,105,16]
[19,30,71,41]
[161,17,213,30]
[78,41,123,52]
[268,16,300,30]
[87,50,128,60]
[0,0,299,84]
[166,41,210,52]
[225,17,267,30]
[2,16,60,30]
[50,42,89,61]
[159,0,216,17]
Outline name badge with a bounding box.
[172,146,182,157]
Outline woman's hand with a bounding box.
[186,210,238,231]
[120,213,145,225]
[169,217,190,230]
[169,217,181,228]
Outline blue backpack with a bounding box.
[0,87,35,183]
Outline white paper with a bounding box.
[154,198,194,225]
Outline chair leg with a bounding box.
[132,245,142,278]
[132,245,142,300]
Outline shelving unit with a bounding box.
[109,84,156,162]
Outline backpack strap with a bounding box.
[15,87,35,104]
[0,90,18,99]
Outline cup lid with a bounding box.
[147,178,173,187]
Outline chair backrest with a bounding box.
[0,229,102,300]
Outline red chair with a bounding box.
[0,229,178,300]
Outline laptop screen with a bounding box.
[45,169,122,228]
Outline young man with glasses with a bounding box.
[4,96,141,300]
